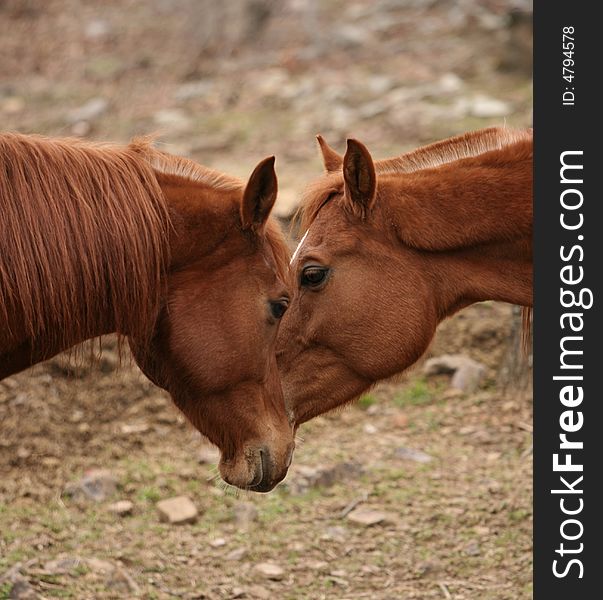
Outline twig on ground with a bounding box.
[339,491,369,518]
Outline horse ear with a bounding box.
[241,156,278,231]
[316,135,343,173]
[343,139,376,215]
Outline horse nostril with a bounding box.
[259,447,270,483]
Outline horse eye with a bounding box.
[270,299,289,319]
[301,266,329,288]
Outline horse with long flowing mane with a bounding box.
[0,132,294,491]
[277,127,532,425]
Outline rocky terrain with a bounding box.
[1,1,532,598]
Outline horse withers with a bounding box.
[278,127,533,425]
[0,133,294,492]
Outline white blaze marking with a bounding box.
[290,229,309,264]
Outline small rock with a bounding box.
[451,362,486,393]
[423,354,486,393]
[330,104,355,131]
[363,423,378,434]
[197,446,220,464]
[2,96,25,114]
[108,500,134,516]
[423,354,473,376]
[16,447,30,459]
[474,525,490,536]
[120,423,149,435]
[64,469,117,502]
[231,588,246,599]
[252,68,290,96]
[189,132,236,153]
[157,496,198,525]
[304,560,328,571]
[66,98,108,124]
[469,94,512,118]
[330,569,347,578]
[367,74,395,95]
[209,537,226,548]
[437,72,463,94]
[71,120,91,137]
[175,80,214,101]
[107,565,140,594]
[320,526,348,542]
[153,108,191,130]
[253,562,284,581]
[99,350,120,373]
[233,501,259,527]
[464,540,481,556]
[358,99,390,119]
[85,558,115,574]
[415,561,441,577]
[392,413,409,428]
[442,388,464,400]
[289,462,363,494]
[85,19,111,41]
[333,24,372,48]
[366,404,380,416]
[394,447,433,463]
[225,547,248,561]
[248,585,272,599]
[347,508,390,526]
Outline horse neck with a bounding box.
[430,237,532,319]
[383,140,532,316]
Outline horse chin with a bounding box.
[218,443,294,493]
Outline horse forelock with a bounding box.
[0,132,171,352]
[297,174,343,232]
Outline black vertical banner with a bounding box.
[534,2,602,597]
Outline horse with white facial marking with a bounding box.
[278,127,532,425]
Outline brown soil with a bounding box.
[1,1,532,598]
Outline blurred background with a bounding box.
[1,1,532,598]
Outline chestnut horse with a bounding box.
[0,133,294,491]
[278,127,532,425]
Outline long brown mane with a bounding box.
[0,133,172,351]
[0,133,291,355]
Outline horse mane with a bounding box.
[0,133,172,352]
[0,133,291,356]
[128,137,243,192]
[375,127,532,174]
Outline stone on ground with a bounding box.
[108,500,134,516]
[253,562,285,580]
[64,469,118,502]
[157,496,198,525]
[347,508,390,526]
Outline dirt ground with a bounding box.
[1,1,532,598]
